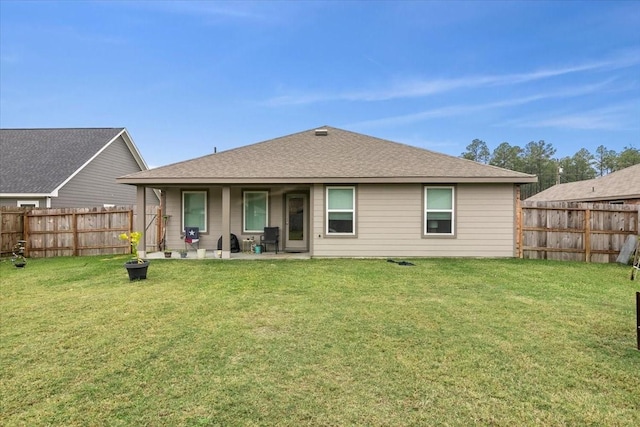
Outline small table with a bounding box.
[242,239,254,253]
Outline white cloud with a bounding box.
[502,102,640,131]
[345,80,618,128]
[265,52,640,106]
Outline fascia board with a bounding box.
[51,129,159,201]
[120,128,150,171]
[0,192,57,197]
[119,129,161,201]
[51,129,125,195]
[117,176,538,186]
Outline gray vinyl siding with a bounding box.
[54,136,156,207]
[312,183,517,258]
[162,183,517,257]
[0,197,47,208]
[163,186,286,252]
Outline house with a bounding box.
[117,126,536,258]
[526,163,640,205]
[0,128,158,208]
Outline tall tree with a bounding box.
[489,142,523,171]
[614,145,640,170]
[594,145,616,176]
[522,140,557,196]
[558,148,596,183]
[461,139,490,164]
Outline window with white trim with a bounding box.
[182,191,207,232]
[17,200,39,207]
[326,186,355,235]
[244,191,268,233]
[424,186,454,235]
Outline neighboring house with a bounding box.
[526,163,640,205]
[117,126,536,258]
[0,128,158,208]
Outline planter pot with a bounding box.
[14,262,26,268]
[164,252,172,258]
[197,248,207,259]
[124,260,149,281]
[180,252,188,258]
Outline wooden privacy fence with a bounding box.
[0,206,161,258]
[519,201,639,263]
[3,202,638,263]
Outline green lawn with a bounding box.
[1,256,638,426]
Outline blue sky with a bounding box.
[1,0,639,169]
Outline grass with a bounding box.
[1,256,639,426]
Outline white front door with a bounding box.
[285,194,307,251]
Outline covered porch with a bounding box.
[133,184,313,260]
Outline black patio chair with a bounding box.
[260,227,279,254]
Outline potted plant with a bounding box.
[119,231,149,281]
[164,249,173,258]
[179,248,188,258]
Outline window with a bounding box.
[182,191,207,232]
[326,186,355,235]
[424,186,454,235]
[244,191,268,233]
[17,200,39,207]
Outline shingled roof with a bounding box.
[526,163,640,202]
[1,128,133,193]
[118,126,536,185]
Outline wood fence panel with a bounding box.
[0,208,27,257]
[25,208,119,258]
[520,201,639,263]
[0,205,161,259]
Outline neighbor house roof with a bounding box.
[118,126,536,185]
[526,163,640,202]
[0,128,147,195]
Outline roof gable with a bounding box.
[119,126,536,185]
[0,128,143,194]
[526,163,640,202]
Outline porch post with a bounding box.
[221,186,231,259]
[136,185,147,258]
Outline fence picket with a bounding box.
[0,206,160,258]
[519,201,639,263]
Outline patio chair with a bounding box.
[260,227,279,254]
[184,227,200,251]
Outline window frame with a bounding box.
[17,200,39,207]
[423,186,455,236]
[243,190,269,233]
[182,190,208,233]
[325,186,356,236]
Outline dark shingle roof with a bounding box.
[119,126,536,184]
[0,128,125,193]
[526,163,640,202]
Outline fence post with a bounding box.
[23,210,30,258]
[72,212,78,256]
[516,186,523,258]
[637,292,639,351]
[584,208,591,263]
[157,206,163,252]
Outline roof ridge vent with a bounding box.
[314,128,328,136]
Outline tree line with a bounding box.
[460,139,640,199]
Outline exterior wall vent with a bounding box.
[314,128,328,136]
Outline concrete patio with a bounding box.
[145,250,310,261]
